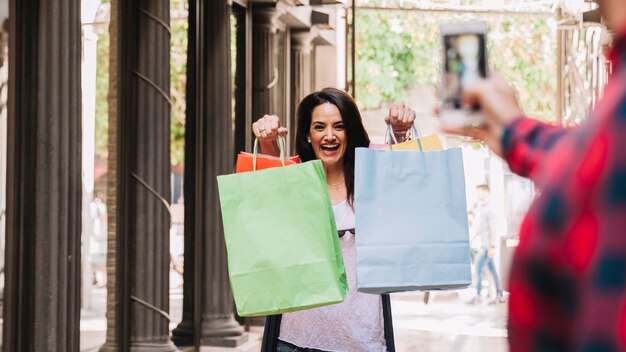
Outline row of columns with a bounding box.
[1,0,336,350]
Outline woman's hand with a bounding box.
[252,115,289,156]
[252,114,289,141]
[385,103,416,141]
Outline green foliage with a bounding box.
[356,13,417,109]
[95,26,109,160]
[356,10,556,121]
[170,18,188,166]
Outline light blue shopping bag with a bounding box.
[354,127,471,294]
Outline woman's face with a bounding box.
[309,103,347,169]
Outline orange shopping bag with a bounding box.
[235,138,300,173]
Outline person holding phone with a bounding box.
[254,88,415,352]
[444,1,626,350]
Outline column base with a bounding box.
[200,315,245,337]
[130,341,181,352]
[200,315,247,347]
[201,334,249,348]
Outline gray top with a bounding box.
[279,200,386,352]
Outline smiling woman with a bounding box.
[293,89,369,205]
[251,87,416,352]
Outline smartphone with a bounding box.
[439,21,488,128]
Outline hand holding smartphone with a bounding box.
[439,21,488,128]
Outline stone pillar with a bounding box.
[129,1,177,351]
[101,0,178,351]
[173,0,247,348]
[3,1,82,351]
[289,31,314,147]
[310,45,317,92]
[252,8,281,119]
[196,0,247,346]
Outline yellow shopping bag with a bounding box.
[382,134,443,151]
[369,125,443,151]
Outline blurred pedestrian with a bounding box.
[468,185,505,304]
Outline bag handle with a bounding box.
[384,124,398,150]
[407,125,424,151]
[252,136,286,171]
[385,123,423,152]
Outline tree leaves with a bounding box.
[356,10,556,122]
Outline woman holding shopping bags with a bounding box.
[253,87,415,352]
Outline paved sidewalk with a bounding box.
[80,287,507,352]
[392,289,508,352]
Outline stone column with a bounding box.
[173,0,247,348]
[3,1,82,351]
[289,31,314,146]
[252,8,281,119]
[197,0,247,346]
[129,1,177,351]
[100,0,178,351]
[310,45,317,92]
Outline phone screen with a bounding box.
[442,33,487,111]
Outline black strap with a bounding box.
[382,294,396,352]
[261,314,282,352]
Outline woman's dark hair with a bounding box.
[295,87,370,206]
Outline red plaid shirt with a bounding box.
[503,26,626,351]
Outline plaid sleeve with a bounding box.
[501,116,570,179]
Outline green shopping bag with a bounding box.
[217,138,348,317]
